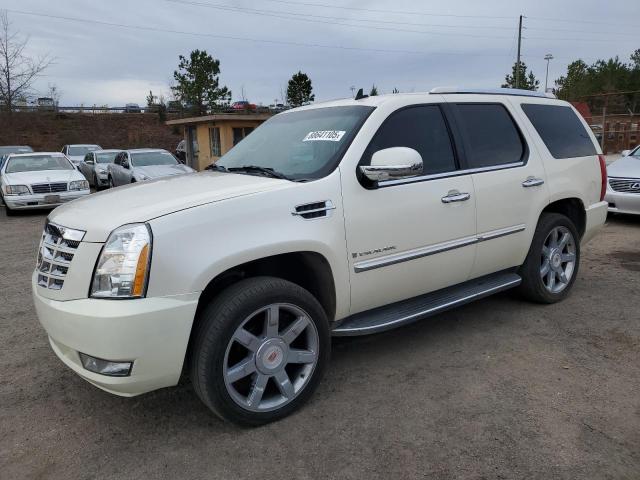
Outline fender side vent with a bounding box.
[292,200,335,220]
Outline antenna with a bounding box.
[354,88,368,100]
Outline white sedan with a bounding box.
[606,146,640,215]
[1,152,90,215]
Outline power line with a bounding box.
[159,0,638,44]
[162,0,518,31]
[160,0,515,39]
[255,0,514,19]
[3,9,518,57]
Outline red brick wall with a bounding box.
[0,112,182,152]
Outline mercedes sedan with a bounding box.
[1,153,90,215]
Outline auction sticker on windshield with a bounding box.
[303,130,346,142]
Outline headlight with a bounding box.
[69,180,89,191]
[90,224,152,298]
[4,184,30,195]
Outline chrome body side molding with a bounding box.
[353,224,526,273]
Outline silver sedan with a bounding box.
[78,149,120,190]
[606,146,640,215]
[107,149,194,187]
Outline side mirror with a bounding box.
[360,147,423,182]
[122,160,130,169]
[621,150,630,157]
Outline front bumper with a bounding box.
[4,190,90,210]
[32,274,199,396]
[605,190,640,215]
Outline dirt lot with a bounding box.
[1,209,639,480]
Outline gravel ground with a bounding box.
[1,208,639,480]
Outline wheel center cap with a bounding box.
[551,250,562,268]
[256,339,288,373]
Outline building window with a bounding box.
[232,127,255,146]
[210,127,221,156]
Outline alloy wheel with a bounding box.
[223,303,319,412]
[540,226,576,294]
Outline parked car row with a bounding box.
[1,145,195,215]
[605,145,640,215]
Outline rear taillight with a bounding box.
[598,154,607,202]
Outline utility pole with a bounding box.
[544,53,554,92]
[516,15,523,89]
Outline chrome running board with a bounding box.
[332,272,521,336]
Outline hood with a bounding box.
[4,168,84,186]
[48,171,294,242]
[607,156,640,179]
[135,164,193,179]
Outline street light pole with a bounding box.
[544,53,554,92]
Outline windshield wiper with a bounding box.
[205,163,228,172]
[227,165,291,180]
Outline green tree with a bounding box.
[369,84,379,96]
[146,90,156,107]
[554,51,640,112]
[502,61,540,90]
[172,50,231,115]
[286,71,315,107]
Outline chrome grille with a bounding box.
[31,182,68,194]
[609,177,640,194]
[36,222,85,290]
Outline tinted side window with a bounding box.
[363,105,456,175]
[521,104,597,159]
[454,104,525,168]
[114,153,122,166]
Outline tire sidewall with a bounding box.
[192,277,330,426]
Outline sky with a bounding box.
[2,0,638,107]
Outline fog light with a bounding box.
[79,353,133,377]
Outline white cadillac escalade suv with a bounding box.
[33,88,608,426]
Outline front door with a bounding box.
[342,104,478,314]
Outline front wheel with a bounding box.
[190,277,330,427]
[108,176,115,188]
[518,213,580,303]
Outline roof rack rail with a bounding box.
[429,87,556,99]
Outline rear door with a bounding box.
[442,96,550,278]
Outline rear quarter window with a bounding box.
[521,104,597,159]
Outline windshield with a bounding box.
[131,151,178,167]
[216,105,374,180]
[630,146,640,157]
[0,146,33,155]
[68,145,100,156]
[5,155,74,173]
[96,152,118,163]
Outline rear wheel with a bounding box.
[190,277,330,427]
[519,213,580,303]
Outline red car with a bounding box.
[232,100,256,111]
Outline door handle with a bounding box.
[522,177,544,188]
[441,191,471,203]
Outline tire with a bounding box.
[5,204,16,216]
[93,173,101,191]
[190,276,330,427]
[518,213,580,304]
[108,176,115,189]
